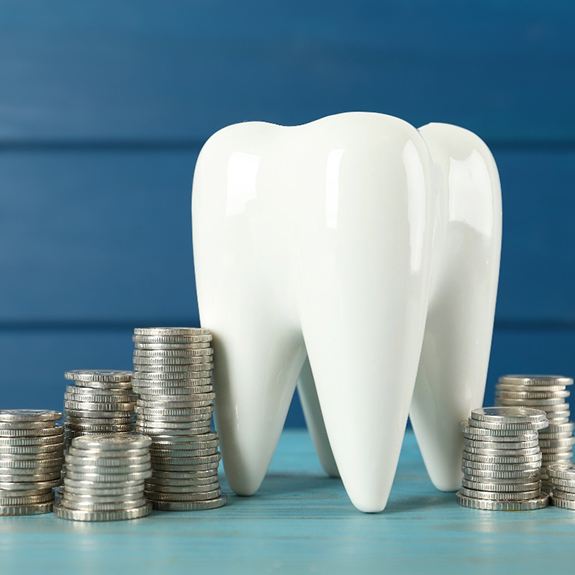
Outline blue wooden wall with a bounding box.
[1,0,574,426]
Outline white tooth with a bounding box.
[410,123,502,491]
[192,112,500,512]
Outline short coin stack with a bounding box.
[457,407,550,510]
[63,370,136,448]
[496,375,574,490]
[0,410,63,515]
[54,434,152,521]
[548,462,575,510]
[132,327,226,511]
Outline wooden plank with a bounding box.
[0,148,573,323]
[0,0,573,142]
[0,327,573,427]
[0,429,574,574]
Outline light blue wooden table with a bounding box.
[1,429,574,574]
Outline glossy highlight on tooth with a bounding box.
[192,112,502,513]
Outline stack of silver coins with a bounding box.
[548,462,575,510]
[54,434,152,521]
[457,407,550,511]
[132,327,226,511]
[63,370,136,448]
[0,410,63,515]
[496,375,574,489]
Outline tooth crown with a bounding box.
[192,112,502,512]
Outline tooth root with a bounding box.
[299,121,435,512]
[210,318,304,496]
[297,358,339,478]
[410,123,502,491]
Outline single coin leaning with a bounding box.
[456,491,549,511]
[54,502,152,522]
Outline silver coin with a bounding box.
[149,432,218,443]
[463,439,540,451]
[65,470,152,483]
[65,370,133,383]
[55,501,152,521]
[550,488,575,500]
[551,497,575,510]
[144,481,220,493]
[150,468,217,479]
[468,418,548,433]
[134,327,211,337]
[137,385,213,395]
[137,405,213,415]
[151,449,219,461]
[456,491,549,511]
[151,453,220,465]
[134,342,214,353]
[66,414,134,424]
[496,397,566,407]
[72,434,151,451]
[135,364,214,374]
[133,353,213,363]
[0,420,60,430]
[0,434,63,446]
[462,426,539,440]
[540,422,575,436]
[462,467,540,480]
[0,469,62,481]
[73,380,133,390]
[0,454,64,466]
[462,452,542,464]
[152,496,226,511]
[136,419,211,429]
[66,410,135,420]
[65,400,135,411]
[0,446,64,457]
[497,384,568,393]
[152,463,219,473]
[0,502,53,515]
[68,446,148,458]
[150,438,219,450]
[62,497,147,511]
[463,445,541,457]
[134,373,214,388]
[496,389,570,399]
[471,407,548,424]
[0,410,62,422]
[498,375,574,387]
[134,372,213,382]
[145,489,221,502]
[541,446,575,456]
[66,392,137,404]
[0,492,54,505]
[458,487,541,501]
[63,477,144,489]
[0,480,60,494]
[539,436,575,447]
[66,456,150,469]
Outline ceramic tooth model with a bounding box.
[192,112,502,513]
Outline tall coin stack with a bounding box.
[457,407,550,511]
[0,410,63,515]
[496,375,574,490]
[63,370,136,448]
[547,462,575,510]
[55,434,152,521]
[132,327,226,511]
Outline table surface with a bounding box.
[1,429,574,574]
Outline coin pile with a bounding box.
[54,434,152,521]
[63,370,136,448]
[0,410,63,515]
[457,407,550,510]
[548,462,575,510]
[132,327,226,511]
[496,375,574,489]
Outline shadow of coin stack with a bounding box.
[496,375,574,492]
[0,410,64,516]
[132,327,226,511]
[54,434,152,521]
[63,370,136,450]
[457,407,550,510]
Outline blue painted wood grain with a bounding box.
[0,0,573,142]
[1,430,574,575]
